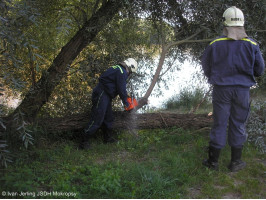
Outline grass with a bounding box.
[0,128,265,199]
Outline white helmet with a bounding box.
[223,6,244,26]
[124,58,138,73]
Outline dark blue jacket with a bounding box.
[98,64,129,107]
[202,36,265,87]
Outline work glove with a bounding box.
[124,97,138,111]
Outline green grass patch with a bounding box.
[0,128,265,198]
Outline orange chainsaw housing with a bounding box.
[125,97,138,111]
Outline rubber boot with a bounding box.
[228,147,246,172]
[79,131,91,150]
[202,146,221,170]
[103,128,117,144]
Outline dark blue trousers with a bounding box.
[210,86,250,149]
[84,84,113,138]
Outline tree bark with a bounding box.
[10,0,124,122]
[39,112,213,133]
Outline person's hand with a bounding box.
[124,97,138,111]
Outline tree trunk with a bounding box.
[10,0,123,122]
[39,112,213,133]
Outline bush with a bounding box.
[164,87,211,111]
[247,100,266,153]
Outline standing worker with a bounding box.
[80,58,139,150]
[201,6,265,171]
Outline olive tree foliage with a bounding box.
[0,0,41,167]
[0,0,39,93]
[0,84,12,168]
[4,0,125,122]
[0,0,82,101]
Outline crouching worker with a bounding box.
[79,58,139,150]
[201,6,265,171]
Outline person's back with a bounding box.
[99,65,128,100]
[202,36,264,87]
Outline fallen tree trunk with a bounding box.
[39,112,213,133]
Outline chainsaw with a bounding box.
[124,77,138,111]
[125,93,138,111]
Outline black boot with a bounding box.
[228,147,246,172]
[202,146,221,170]
[103,128,117,144]
[79,131,91,150]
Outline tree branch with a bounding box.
[166,28,210,50]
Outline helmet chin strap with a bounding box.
[127,66,132,75]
